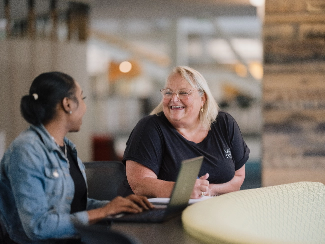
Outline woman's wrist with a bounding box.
[87,206,109,225]
[208,184,220,196]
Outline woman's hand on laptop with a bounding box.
[87,195,154,224]
[103,195,154,217]
[126,194,154,211]
[191,173,210,199]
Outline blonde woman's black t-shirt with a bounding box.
[123,111,250,184]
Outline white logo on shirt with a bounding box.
[224,148,232,159]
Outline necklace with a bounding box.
[63,142,70,167]
[51,137,70,168]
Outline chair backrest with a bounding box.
[0,216,7,243]
[76,224,141,244]
[84,161,126,201]
[0,214,14,244]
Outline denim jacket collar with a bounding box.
[29,124,77,153]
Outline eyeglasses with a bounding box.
[160,89,194,100]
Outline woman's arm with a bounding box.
[10,143,153,240]
[208,165,245,196]
[126,160,174,198]
[87,195,153,224]
[126,160,209,199]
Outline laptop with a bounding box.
[105,156,204,223]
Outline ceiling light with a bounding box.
[235,63,247,78]
[249,62,263,80]
[249,0,265,7]
[119,61,132,73]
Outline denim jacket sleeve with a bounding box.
[7,134,88,240]
[87,198,109,210]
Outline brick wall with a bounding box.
[262,0,325,186]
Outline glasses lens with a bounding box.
[178,90,191,98]
[160,89,192,99]
[161,89,171,97]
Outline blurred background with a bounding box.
[6,0,323,190]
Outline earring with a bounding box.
[201,107,204,113]
[69,111,72,114]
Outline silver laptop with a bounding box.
[105,156,204,223]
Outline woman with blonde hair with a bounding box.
[122,66,250,199]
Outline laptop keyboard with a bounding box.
[110,208,167,223]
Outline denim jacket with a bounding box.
[0,124,109,244]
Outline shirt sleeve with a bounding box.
[123,115,164,175]
[223,112,250,170]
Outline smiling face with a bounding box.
[162,72,205,129]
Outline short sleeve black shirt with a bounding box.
[123,111,250,184]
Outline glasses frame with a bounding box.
[160,88,195,100]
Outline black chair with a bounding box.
[0,216,14,244]
[0,188,15,244]
[0,217,6,243]
[76,224,141,244]
[84,161,127,201]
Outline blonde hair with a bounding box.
[150,66,219,129]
